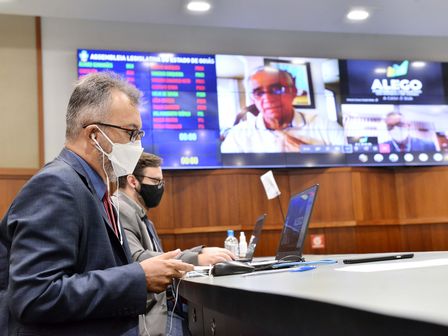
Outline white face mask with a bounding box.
[389,126,409,143]
[93,127,144,177]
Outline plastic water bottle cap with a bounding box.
[227,230,234,237]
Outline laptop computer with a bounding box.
[250,184,319,269]
[236,214,267,262]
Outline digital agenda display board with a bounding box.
[78,49,448,169]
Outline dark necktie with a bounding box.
[142,216,163,252]
[102,192,119,238]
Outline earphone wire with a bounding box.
[99,143,123,245]
[167,278,182,336]
[140,313,151,336]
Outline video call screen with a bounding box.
[78,49,448,169]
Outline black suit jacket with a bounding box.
[0,148,147,335]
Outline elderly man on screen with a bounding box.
[221,66,344,153]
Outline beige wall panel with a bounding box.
[0,15,39,168]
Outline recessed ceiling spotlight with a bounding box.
[186,0,211,12]
[347,9,370,21]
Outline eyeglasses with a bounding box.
[386,122,407,131]
[135,175,165,189]
[84,122,145,142]
[251,84,291,99]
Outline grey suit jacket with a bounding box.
[118,192,202,336]
[0,148,147,335]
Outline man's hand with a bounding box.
[139,249,194,293]
[197,247,235,266]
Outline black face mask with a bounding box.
[139,183,164,208]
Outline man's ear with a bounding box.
[85,125,98,143]
[127,174,138,189]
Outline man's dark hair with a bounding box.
[118,152,162,188]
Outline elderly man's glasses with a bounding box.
[251,84,291,99]
[135,175,165,189]
[84,122,145,142]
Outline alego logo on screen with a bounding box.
[371,60,423,98]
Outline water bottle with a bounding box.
[239,232,248,258]
[224,230,239,256]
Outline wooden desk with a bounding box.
[179,252,448,335]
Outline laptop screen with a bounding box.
[245,214,266,259]
[276,184,319,261]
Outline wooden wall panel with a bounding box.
[395,167,448,220]
[152,167,448,256]
[171,232,229,252]
[152,169,292,234]
[147,174,174,231]
[234,170,290,230]
[289,168,355,225]
[252,229,283,257]
[352,169,398,224]
[401,223,448,251]
[0,169,37,216]
[4,167,448,257]
[304,227,357,255]
[159,234,176,252]
[426,224,448,251]
[170,172,241,229]
[354,225,403,253]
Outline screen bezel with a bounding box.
[77,49,448,170]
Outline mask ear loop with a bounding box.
[112,173,122,243]
[110,177,124,245]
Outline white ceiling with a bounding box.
[1,0,448,37]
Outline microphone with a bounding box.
[277,196,286,223]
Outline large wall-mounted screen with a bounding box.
[78,49,448,169]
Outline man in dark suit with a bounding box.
[0,72,193,335]
[118,152,235,335]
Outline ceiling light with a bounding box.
[186,0,211,12]
[347,9,370,21]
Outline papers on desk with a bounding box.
[336,258,448,273]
